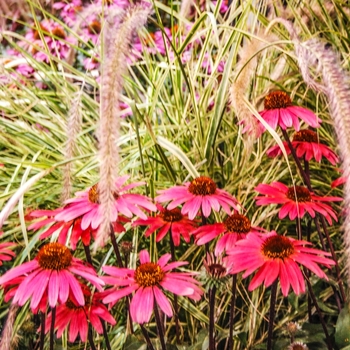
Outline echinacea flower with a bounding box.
[0,242,104,310]
[156,176,239,220]
[53,0,82,27]
[28,208,128,250]
[21,20,76,62]
[202,252,232,288]
[45,285,116,343]
[102,250,203,323]
[227,231,335,296]
[267,129,339,165]
[0,232,16,266]
[194,213,264,255]
[287,342,309,350]
[55,175,156,229]
[255,182,342,225]
[257,91,321,136]
[133,205,198,246]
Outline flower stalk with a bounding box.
[267,280,278,350]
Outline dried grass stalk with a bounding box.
[95,4,151,248]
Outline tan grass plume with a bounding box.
[0,304,18,350]
[61,89,83,202]
[95,4,151,248]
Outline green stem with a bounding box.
[209,285,216,350]
[153,300,167,350]
[49,307,56,350]
[267,281,278,350]
[169,235,180,343]
[227,274,237,350]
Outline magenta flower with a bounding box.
[194,213,264,255]
[53,0,82,27]
[156,176,239,220]
[133,205,198,246]
[0,232,16,266]
[267,129,338,165]
[45,285,116,343]
[0,243,104,310]
[55,175,157,229]
[227,231,335,296]
[28,208,128,250]
[256,91,321,136]
[21,20,76,62]
[255,182,342,224]
[102,250,203,324]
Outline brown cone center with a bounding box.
[188,176,217,196]
[292,130,318,143]
[37,243,72,270]
[134,262,165,287]
[286,186,311,202]
[264,91,292,110]
[262,235,295,260]
[224,214,251,233]
[160,208,183,222]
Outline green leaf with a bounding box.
[335,303,350,348]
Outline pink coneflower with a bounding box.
[81,16,102,45]
[21,20,76,62]
[45,285,116,343]
[0,232,16,266]
[53,0,82,27]
[28,208,128,250]
[227,231,335,296]
[257,91,321,136]
[202,252,233,280]
[156,176,239,220]
[267,129,339,165]
[194,213,264,255]
[0,242,104,310]
[55,176,156,229]
[255,182,342,225]
[102,250,203,324]
[133,205,198,246]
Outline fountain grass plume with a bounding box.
[229,33,273,138]
[61,89,83,202]
[269,18,350,285]
[95,4,152,249]
[0,304,18,350]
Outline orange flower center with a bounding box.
[264,91,292,110]
[51,27,66,39]
[33,24,49,40]
[65,293,91,310]
[224,214,251,233]
[88,20,101,34]
[37,243,72,270]
[188,176,217,196]
[262,235,295,260]
[286,186,311,202]
[134,262,165,287]
[88,184,119,204]
[292,130,318,143]
[159,208,183,222]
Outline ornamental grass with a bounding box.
[0,1,350,349]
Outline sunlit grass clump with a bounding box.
[0,0,350,349]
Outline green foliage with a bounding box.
[0,0,349,349]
